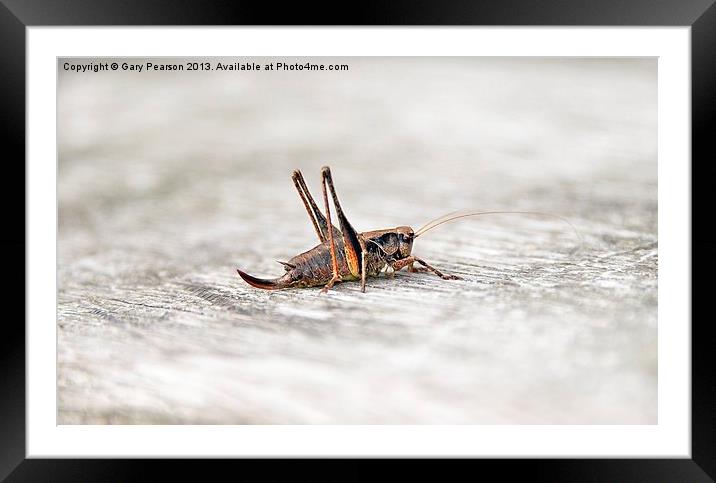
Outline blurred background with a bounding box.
[58,57,657,424]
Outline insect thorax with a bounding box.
[363,230,413,276]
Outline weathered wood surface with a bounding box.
[57,57,657,424]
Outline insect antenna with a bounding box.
[414,210,584,252]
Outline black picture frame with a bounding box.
[3,0,713,480]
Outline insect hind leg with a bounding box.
[321,166,364,280]
[319,168,343,293]
[292,169,331,243]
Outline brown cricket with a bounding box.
[237,166,578,293]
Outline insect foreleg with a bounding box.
[407,263,428,273]
[384,264,396,277]
[391,256,462,280]
[292,169,331,243]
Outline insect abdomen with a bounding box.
[287,239,357,287]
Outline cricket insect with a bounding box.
[237,166,580,293]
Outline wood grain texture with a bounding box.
[57,57,657,424]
